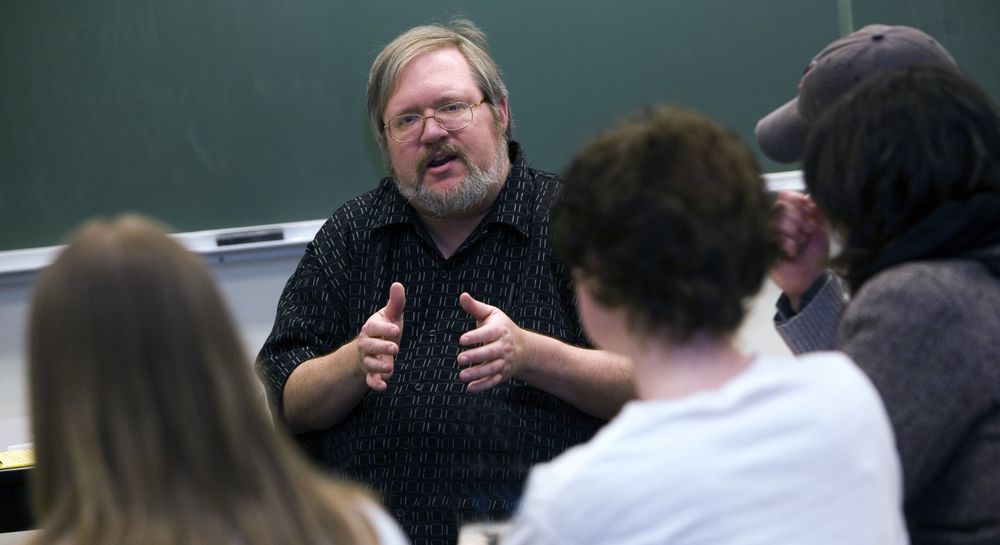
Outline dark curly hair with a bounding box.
[553,104,778,342]
[803,64,1000,292]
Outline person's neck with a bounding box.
[629,332,752,401]
[419,160,511,259]
[420,210,491,259]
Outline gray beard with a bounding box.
[395,140,508,218]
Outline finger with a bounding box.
[777,234,799,259]
[459,322,504,348]
[456,342,505,367]
[779,189,809,203]
[773,190,805,213]
[797,204,827,234]
[362,355,394,375]
[779,191,816,218]
[794,210,816,233]
[774,212,804,238]
[459,360,505,383]
[358,336,400,358]
[384,282,406,322]
[806,204,830,231]
[459,292,494,321]
[363,320,400,340]
[366,372,388,391]
[466,373,504,393]
[774,199,808,231]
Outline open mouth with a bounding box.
[426,154,458,169]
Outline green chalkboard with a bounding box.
[1,1,997,251]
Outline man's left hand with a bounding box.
[457,292,528,392]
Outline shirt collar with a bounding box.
[372,141,534,239]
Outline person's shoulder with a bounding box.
[850,258,996,327]
[526,164,561,190]
[519,168,562,219]
[786,351,874,388]
[329,178,395,223]
[514,426,652,544]
[858,258,988,299]
[525,165,560,185]
[314,180,394,238]
[507,141,562,207]
[844,258,1000,385]
[753,353,883,412]
[520,418,622,497]
[753,353,897,461]
[780,348,864,376]
[522,404,678,498]
[293,180,395,271]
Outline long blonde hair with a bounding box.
[28,215,376,545]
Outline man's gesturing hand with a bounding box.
[457,292,527,393]
[357,282,405,391]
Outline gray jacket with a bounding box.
[776,251,1000,545]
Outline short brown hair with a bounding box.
[554,104,777,342]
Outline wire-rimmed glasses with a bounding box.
[384,101,484,143]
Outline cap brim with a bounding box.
[755,97,810,163]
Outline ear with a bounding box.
[494,97,510,133]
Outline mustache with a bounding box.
[416,144,469,179]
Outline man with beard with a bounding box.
[256,20,633,545]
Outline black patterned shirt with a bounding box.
[256,142,604,545]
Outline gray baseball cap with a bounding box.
[756,24,957,163]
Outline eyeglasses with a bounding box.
[384,101,485,143]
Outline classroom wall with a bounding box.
[0,250,284,448]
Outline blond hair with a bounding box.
[28,215,377,545]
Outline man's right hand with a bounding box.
[770,191,830,312]
[356,282,405,391]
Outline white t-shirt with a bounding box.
[502,352,907,545]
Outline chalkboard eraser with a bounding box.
[215,228,284,247]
